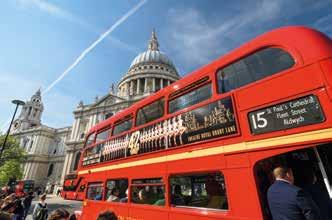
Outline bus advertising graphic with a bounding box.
[83,96,237,166]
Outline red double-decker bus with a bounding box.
[62,173,86,201]
[77,26,332,220]
[15,180,34,198]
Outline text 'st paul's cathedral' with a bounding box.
[10,30,180,193]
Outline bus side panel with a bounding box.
[236,64,324,111]
[128,205,168,220]
[320,58,332,100]
[224,167,263,220]
[167,154,226,174]
[81,201,129,220]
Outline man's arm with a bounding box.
[296,189,321,220]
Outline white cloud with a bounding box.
[16,0,85,26]
[15,0,140,54]
[166,0,330,72]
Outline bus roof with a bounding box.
[87,26,332,135]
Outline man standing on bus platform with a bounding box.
[267,166,321,220]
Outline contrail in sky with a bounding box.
[0,0,147,132]
[42,0,147,94]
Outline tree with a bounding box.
[0,135,27,186]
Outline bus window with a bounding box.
[254,147,332,220]
[170,172,228,210]
[87,183,103,201]
[85,133,95,147]
[78,184,86,193]
[169,83,212,114]
[113,118,132,136]
[96,128,111,143]
[105,179,128,203]
[217,47,295,93]
[136,99,165,126]
[131,178,165,206]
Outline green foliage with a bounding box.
[0,135,27,186]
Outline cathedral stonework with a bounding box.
[10,30,180,194]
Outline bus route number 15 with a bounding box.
[250,111,268,130]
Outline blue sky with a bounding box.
[0,0,331,130]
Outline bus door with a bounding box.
[77,182,86,200]
[254,145,332,220]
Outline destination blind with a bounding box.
[248,95,325,135]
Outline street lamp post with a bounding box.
[0,99,25,159]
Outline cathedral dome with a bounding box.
[118,30,180,99]
[130,50,175,70]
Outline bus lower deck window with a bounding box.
[170,172,228,210]
[105,179,128,203]
[131,178,165,206]
[87,183,103,201]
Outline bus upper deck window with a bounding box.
[169,83,212,114]
[217,47,295,93]
[96,128,111,143]
[85,133,95,147]
[113,118,133,136]
[136,99,164,126]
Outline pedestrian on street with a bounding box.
[32,194,48,220]
[23,192,34,219]
[47,208,70,220]
[56,189,61,197]
[267,166,321,220]
[13,199,25,220]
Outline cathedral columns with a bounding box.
[160,78,163,89]
[144,78,148,93]
[126,82,130,96]
[153,78,156,91]
[137,79,141,95]
[60,153,70,183]
[130,81,134,96]
[70,119,80,140]
[63,151,74,175]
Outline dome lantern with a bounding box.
[148,29,159,51]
